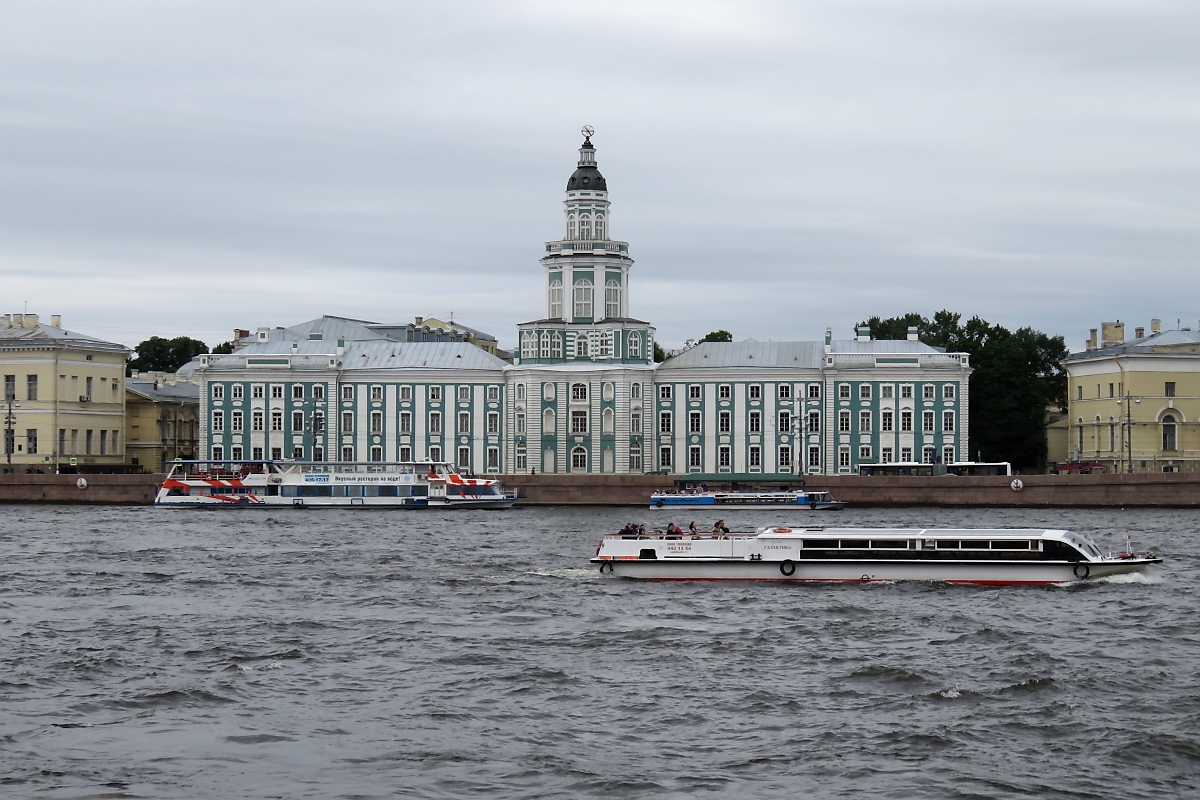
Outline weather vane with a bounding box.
[581,125,594,139]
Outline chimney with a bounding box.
[1135,327,1144,339]
[1101,321,1124,348]
[235,328,249,340]
[906,326,919,342]
[856,326,870,343]
[50,314,61,328]
[1,314,9,329]
[1151,318,1161,334]
[22,313,38,328]
[415,316,424,327]
[1088,328,1098,350]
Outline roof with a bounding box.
[0,320,129,353]
[204,339,508,372]
[657,339,945,370]
[126,378,200,403]
[1066,329,1200,361]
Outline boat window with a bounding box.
[802,540,835,548]
[934,540,959,549]
[990,540,1030,550]
[960,540,989,550]
[839,539,870,549]
[870,540,909,549]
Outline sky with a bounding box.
[2,0,1198,354]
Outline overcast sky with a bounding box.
[3,1,1198,353]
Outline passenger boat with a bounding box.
[649,490,845,510]
[593,526,1160,584]
[155,460,517,509]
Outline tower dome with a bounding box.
[566,135,607,191]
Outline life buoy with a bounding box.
[1010,479,1024,492]
[655,498,664,508]
[76,477,88,489]
[779,559,796,577]
[1073,563,1090,580]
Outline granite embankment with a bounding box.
[2,471,1200,506]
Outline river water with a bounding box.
[1,505,1197,799]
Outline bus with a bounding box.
[857,461,1012,477]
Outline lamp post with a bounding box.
[1119,393,1140,474]
[4,396,18,468]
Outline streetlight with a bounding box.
[1118,393,1140,474]
[4,396,18,468]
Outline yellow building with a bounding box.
[415,316,500,356]
[1064,319,1200,473]
[125,375,200,473]
[1,313,129,472]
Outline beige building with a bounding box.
[125,376,200,473]
[1064,319,1200,473]
[1,313,129,472]
[415,316,501,356]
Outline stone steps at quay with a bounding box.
[2,471,1199,506]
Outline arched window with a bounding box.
[1095,416,1102,452]
[602,408,614,434]
[595,215,605,240]
[543,408,555,432]
[629,332,641,359]
[548,280,563,319]
[1163,414,1178,451]
[605,280,621,319]
[579,215,592,240]
[567,215,576,240]
[1076,418,1084,454]
[551,332,562,359]
[1108,417,1116,451]
[573,280,592,318]
[539,331,550,359]
[571,383,588,401]
[521,331,536,359]
[571,446,588,471]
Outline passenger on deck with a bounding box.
[665,522,682,539]
[619,522,635,535]
[637,523,648,537]
[688,520,698,534]
[712,519,730,535]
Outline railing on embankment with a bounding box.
[0,473,161,504]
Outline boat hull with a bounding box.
[649,501,845,510]
[592,557,1158,584]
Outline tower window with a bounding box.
[579,215,592,240]
[605,280,621,319]
[573,280,593,318]
[548,280,563,319]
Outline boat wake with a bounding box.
[1093,571,1163,585]
[527,568,599,580]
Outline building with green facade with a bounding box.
[193,131,971,476]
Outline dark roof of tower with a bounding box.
[566,137,607,191]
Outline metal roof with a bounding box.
[342,341,507,371]
[126,378,200,402]
[1066,329,1200,360]
[657,339,944,369]
[0,322,129,352]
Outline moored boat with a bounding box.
[649,490,845,510]
[593,526,1160,584]
[155,460,517,509]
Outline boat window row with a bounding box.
[799,539,1037,551]
[280,485,429,498]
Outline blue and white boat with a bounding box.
[649,489,845,510]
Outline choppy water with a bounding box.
[1,505,1197,799]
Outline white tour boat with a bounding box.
[649,489,845,510]
[155,460,517,509]
[593,526,1160,585]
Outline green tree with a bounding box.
[653,342,667,362]
[128,336,210,375]
[698,329,733,343]
[211,340,236,354]
[858,311,1068,471]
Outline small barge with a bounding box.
[650,489,845,510]
[155,460,516,509]
[593,527,1160,584]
